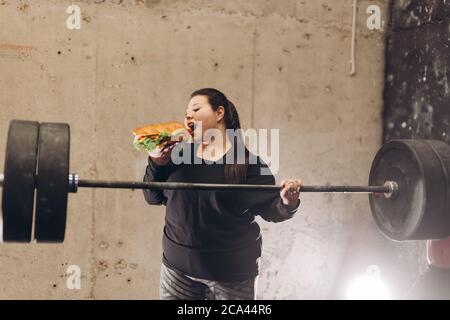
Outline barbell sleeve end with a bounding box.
[68,173,79,193]
[384,180,399,199]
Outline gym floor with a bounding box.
[0,0,448,300]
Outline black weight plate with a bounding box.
[369,140,428,241]
[35,123,70,243]
[422,140,450,239]
[2,120,39,242]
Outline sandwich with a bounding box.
[133,121,192,153]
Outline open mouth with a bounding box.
[187,122,195,133]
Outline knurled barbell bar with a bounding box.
[1,120,449,243]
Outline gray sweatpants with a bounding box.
[160,263,258,300]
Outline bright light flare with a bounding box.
[346,265,390,300]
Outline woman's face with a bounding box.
[185,95,224,141]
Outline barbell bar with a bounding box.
[69,176,394,193]
[1,120,449,243]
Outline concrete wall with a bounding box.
[0,0,388,299]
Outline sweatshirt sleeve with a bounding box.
[142,157,174,206]
[242,157,300,223]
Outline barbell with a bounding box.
[1,120,449,243]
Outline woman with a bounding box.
[143,88,302,300]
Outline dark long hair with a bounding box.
[190,88,249,183]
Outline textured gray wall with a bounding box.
[0,0,388,299]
